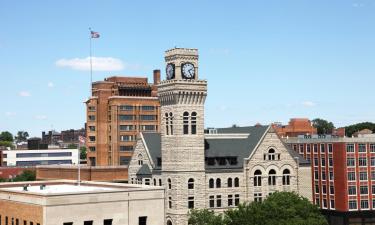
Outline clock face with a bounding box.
[166,63,175,80]
[181,63,195,79]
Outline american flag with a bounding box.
[79,135,86,144]
[91,31,100,38]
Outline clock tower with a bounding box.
[158,48,207,225]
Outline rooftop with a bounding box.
[3,184,121,194]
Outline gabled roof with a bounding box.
[143,133,162,169]
[136,164,152,176]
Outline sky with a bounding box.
[1,0,375,137]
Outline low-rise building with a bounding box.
[0,180,165,225]
[273,118,317,137]
[2,149,79,167]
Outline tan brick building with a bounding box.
[86,71,161,166]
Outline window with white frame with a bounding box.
[329,158,333,167]
[313,144,318,153]
[349,200,357,209]
[346,144,355,153]
[358,144,367,153]
[360,171,368,181]
[282,169,290,185]
[138,154,143,165]
[359,157,367,167]
[330,185,334,194]
[228,195,233,207]
[314,170,319,180]
[370,144,375,153]
[347,158,355,167]
[307,144,311,153]
[371,157,375,166]
[299,144,304,154]
[321,144,325,153]
[321,171,326,181]
[348,186,356,195]
[328,144,333,153]
[322,199,327,208]
[254,170,262,187]
[361,200,369,209]
[372,171,375,180]
[268,169,276,186]
[329,171,334,180]
[348,172,356,181]
[322,185,327,194]
[268,149,276,161]
[254,193,262,202]
[372,186,375,195]
[321,157,326,167]
[360,186,368,195]
[330,199,335,209]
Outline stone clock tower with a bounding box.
[158,48,207,225]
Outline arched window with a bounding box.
[138,154,143,165]
[165,113,169,135]
[169,112,174,135]
[268,149,276,161]
[268,169,276,186]
[254,170,262,186]
[191,112,197,134]
[227,178,233,187]
[159,179,162,186]
[153,179,156,186]
[209,178,214,188]
[216,178,221,188]
[167,220,173,225]
[168,178,172,190]
[234,177,239,187]
[188,178,194,189]
[282,169,291,185]
[168,197,172,209]
[183,112,189,134]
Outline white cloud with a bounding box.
[55,57,125,71]
[5,112,16,117]
[18,91,31,97]
[34,115,48,120]
[47,82,54,88]
[301,101,316,107]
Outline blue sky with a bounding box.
[1,0,375,137]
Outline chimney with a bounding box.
[153,70,161,85]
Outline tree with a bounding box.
[12,170,36,182]
[344,122,375,137]
[14,131,29,143]
[80,146,87,160]
[189,209,225,225]
[0,131,14,142]
[67,143,78,149]
[312,118,335,135]
[0,141,14,149]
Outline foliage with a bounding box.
[14,131,29,143]
[0,141,14,149]
[344,122,375,137]
[188,192,328,225]
[0,170,36,183]
[67,143,78,149]
[80,146,87,160]
[312,118,335,135]
[188,209,225,225]
[0,131,14,142]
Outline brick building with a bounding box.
[284,136,375,225]
[42,128,86,147]
[0,147,4,167]
[86,72,161,166]
[273,118,317,137]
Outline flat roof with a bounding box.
[3,184,122,194]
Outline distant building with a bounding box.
[0,146,4,166]
[353,129,375,138]
[2,149,78,167]
[284,135,375,225]
[0,167,35,180]
[42,128,86,147]
[27,138,48,150]
[0,180,165,225]
[273,118,317,137]
[85,72,161,166]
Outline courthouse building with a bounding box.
[128,48,313,225]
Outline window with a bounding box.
[313,144,318,153]
[254,193,262,202]
[141,105,155,111]
[169,113,173,135]
[347,158,355,167]
[370,144,375,152]
[314,170,319,180]
[307,144,311,153]
[88,136,95,142]
[188,178,194,189]
[268,169,276,186]
[216,195,222,207]
[322,171,326,181]
[314,158,318,167]
[209,178,214,188]
[138,217,147,225]
[372,171,375,180]
[168,178,172,189]
[209,196,215,208]
[119,115,135,121]
[89,146,96,152]
[120,135,134,142]
[361,200,369,209]
[235,194,240,206]
[330,186,334,194]
[282,169,290,185]
[188,196,194,209]
[234,177,239,187]
[358,144,367,153]
[329,171,334,180]
[321,157,326,167]
[119,125,135,131]
[63,223,73,225]
[371,157,375,166]
[321,144,325,153]
[140,115,157,121]
[228,195,233,206]
[323,199,327,208]
[322,185,327,194]
[268,149,276,160]
[120,146,133,152]
[88,115,96,121]
[360,186,368,195]
[227,178,233,187]
[315,198,320,206]
[191,112,197,135]
[183,112,189,134]
[349,200,357,209]
[254,170,262,187]
[315,185,319,193]
[165,113,169,135]
[157,158,162,167]
[328,144,333,153]
[329,158,333,167]
[119,105,133,111]
[88,106,96,111]
[299,144,304,154]
[330,199,335,209]
[348,172,356,181]
[84,221,93,225]
[159,179,162,186]
[88,126,95,132]
[360,171,368,181]
[216,178,221,188]
[346,144,355,153]
[359,157,367,167]
[138,154,143,166]
[119,156,131,165]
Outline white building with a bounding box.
[0,180,165,225]
[2,149,79,166]
[128,48,313,225]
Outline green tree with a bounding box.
[0,141,14,149]
[344,122,375,137]
[312,118,335,135]
[0,131,14,142]
[189,209,225,225]
[12,170,36,182]
[14,131,29,143]
[67,143,78,149]
[80,146,87,160]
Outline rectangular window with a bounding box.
[104,219,113,225]
[188,196,194,209]
[370,144,375,152]
[120,135,134,142]
[138,217,147,225]
[306,144,311,153]
[254,193,262,202]
[359,158,367,167]
[89,136,96,142]
[88,106,96,111]
[119,156,131,165]
[361,200,369,209]
[216,195,222,207]
[373,199,375,208]
[323,199,327,208]
[328,144,333,153]
[315,198,320,206]
[89,146,96,152]
[314,170,319,180]
[140,125,156,131]
[119,115,135,121]
[329,171,334,180]
[371,157,375,166]
[315,185,320,193]
[88,115,96,121]
[347,158,355,167]
[329,158,333,167]
[119,105,134,111]
[358,144,367,153]
[209,196,215,208]
[84,221,93,225]
[360,172,368,181]
[372,171,375,180]
[119,146,133,151]
[321,144,325,153]
[299,144,304,154]
[313,144,318,153]
[235,194,240,206]
[372,186,375,194]
[322,185,327,194]
[228,195,233,206]
[322,171,326,181]
[321,158,326,167]
[140,115,157,121]
[89,126,95,131]
[141,106,155,111]
[349,200,357,209]
[348,186,356,195]
[347,144,355,153]
[348,172,356,181]
[330,186,334,194]
[330,199,335,209]
[63,223,73,225]
[360,186,368,195]
[119,125,135,131]
[314,158,318,167]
